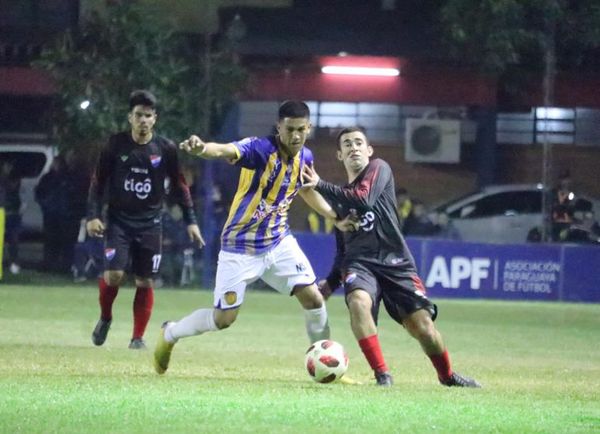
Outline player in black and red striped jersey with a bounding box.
[302,127,480,388]
[86,90,204,349]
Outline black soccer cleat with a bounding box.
[92,318,112,346]
[440,372,482,388]
[128,338,147,350]
[375,371,394,387]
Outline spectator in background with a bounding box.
[160,202,195,286]
[402,199,438,237]
[0,162,6,280]
[559,198,600,244]
[434,211,461,240]
[306,210,334,234]
[72,218,103,282]
[550,169,576,241]
[64,151,93,273]
[3,161,23,275]
[395,187,412,223]
[35,155,69,272]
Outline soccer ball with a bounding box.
[305,339,349,383]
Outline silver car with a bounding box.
[431,184,598,244]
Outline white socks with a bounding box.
[304,305,330,343]
[164,306,329,344]
[165,308,218,343]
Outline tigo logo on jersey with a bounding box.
[105,248,116,261]
[150,155,162,168]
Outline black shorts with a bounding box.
[343,260,437,325]
[104,220,162,278]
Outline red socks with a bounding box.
[358,334,388,374]
[428,350,453,382]
[98,277,119,321]
[132,287,154,339]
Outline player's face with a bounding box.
[128,105,157,140]
[337,131,373,173]
[276,117,311,158]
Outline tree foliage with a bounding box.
[440,0,600,76]
[34,1,246,163]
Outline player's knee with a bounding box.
[104,271,124,286]
[135,277,152,288]
[346,290,371,314]
[294,284,323,309]
[214,310,237,330]
[406,316,436,342]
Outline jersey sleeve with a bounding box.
[303,146,315,166]
[232,136,270,169]
[86,138,113,221]
[165,141,197,226]
[315,159,391,210]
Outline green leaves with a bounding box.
[34,2,246,164]
[440,0,600,76]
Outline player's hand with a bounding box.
[187,224,205,248]
[179,135,206,156]
[317,279,333,301]
[335,213,360,232]
[301,164,320,188]
[86,218,105,237]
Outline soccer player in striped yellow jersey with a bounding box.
[154,101,356,375]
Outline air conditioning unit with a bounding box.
[404,119,461,163]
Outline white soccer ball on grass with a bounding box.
[305,339,349,383]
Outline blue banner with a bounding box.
[294,232,599,303]
[421,239,562,301]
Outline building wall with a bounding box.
[287,133,479,231]
[287,136,600,232]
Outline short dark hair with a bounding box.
[278,100,310,120]
[336,126,367,149]
[129,89,157,111]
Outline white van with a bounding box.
[0,143,58,237]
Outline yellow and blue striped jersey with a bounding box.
[221,135,314,254]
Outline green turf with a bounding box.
[0,283,598,433]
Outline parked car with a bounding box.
[430,184,600,244]
[0,143,58,237]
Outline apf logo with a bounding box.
[425,256,491,290]
[124,178,152,199]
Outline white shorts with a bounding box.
[213,235,316,310]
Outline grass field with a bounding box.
[0,280,599,433]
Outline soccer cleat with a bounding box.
[375,371,394,387]
[153,321,175,375]
[440,372,482,388]
[91,318,112,346]
[128,338,147,350]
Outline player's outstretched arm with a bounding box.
[298,188,337,220]
[179,135,239,161]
